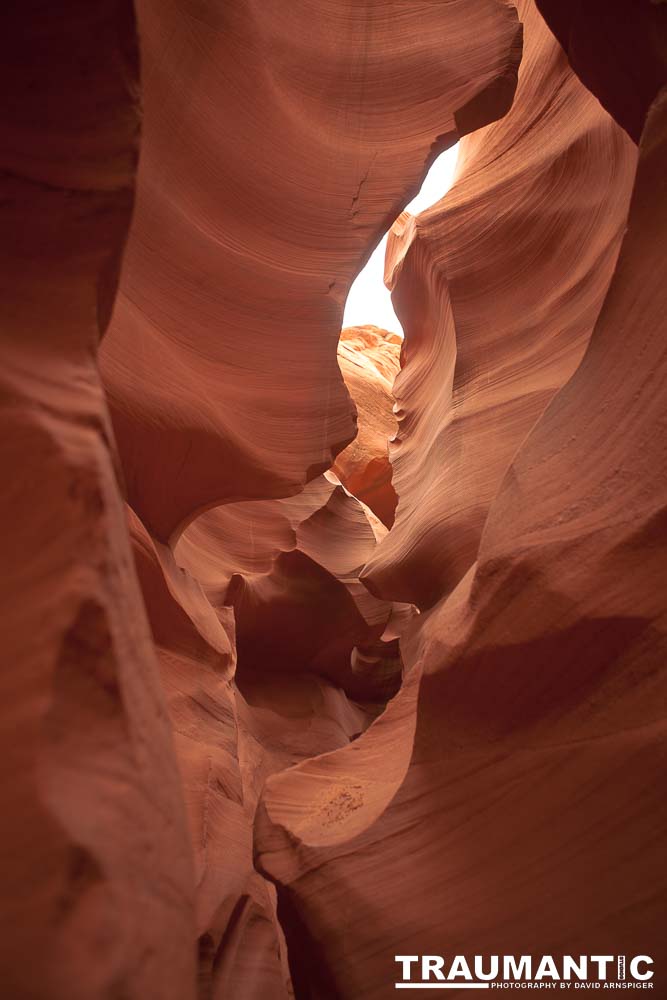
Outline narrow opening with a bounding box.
[342,143,460,336]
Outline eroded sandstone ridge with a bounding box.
[255,4,667,997]
[362,0,638,609]
[334,325,402,527]
[0,4,197,998]
[2,0,666,998]
[99,0,522,541]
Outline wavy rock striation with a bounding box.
[176,473,407,701]
[129,510,292,998]
[257,81,667,996]
[4,0,666,998]
[99,0,522,540]
[0,4,196,998]
[130,468,407,996]
[254,5,667,998]
[334,326,402,527]
[93,4,523,995]
[362,0,638,610]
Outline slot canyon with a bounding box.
[1,1,666,998]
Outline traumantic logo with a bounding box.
[394,955,655,990]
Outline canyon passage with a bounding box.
[1,1,666,999]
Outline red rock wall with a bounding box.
[3,0,666,997]
[99,0,522,541]
[0,4,197,998]
[256,82,667,992]
[334,326,402,527]
[254,5,667,997]
[128,510,292,998]
[363,0,638,610]
[129,474,406,997]
[92,8,523,991]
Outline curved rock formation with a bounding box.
[128,509,292,999]
[0,4,196,998]
[176,473,406,700]
[363,0,638,610]
[334,326,402,527]
[4,0,666,998]
[253,6,667,998]
[256,82,667,995]
[99,0,522,540]
[130,468,404,996]
[535,0,667,143]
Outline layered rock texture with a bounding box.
[0,5,196,999]
[98,0,522,541]
[362,0,639,609]
[255,4,667,996]
[2,1,666,999]
[334,325,402,527]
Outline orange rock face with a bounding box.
[252,5,667,998]
[0,4,196,998]
[3,1,666,998]
[98,0,522,540]
[129,470,407,996]
[256,78,667,993]
[334,326,402,526]
[176,472,406,701]
[362,0,638,610]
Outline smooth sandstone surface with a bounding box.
[3,0,666,998]
[99,0,522,540]
[257,85,667,995]
[128,509,292,999]
[334,326,402,527]
[362,0,638,610]
[254,8,667,999]
[0,4,196,998]
[176,472,407,701]
[95,4,522,994]
[130,468,401,997]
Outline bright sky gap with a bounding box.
[343,144,460,336]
